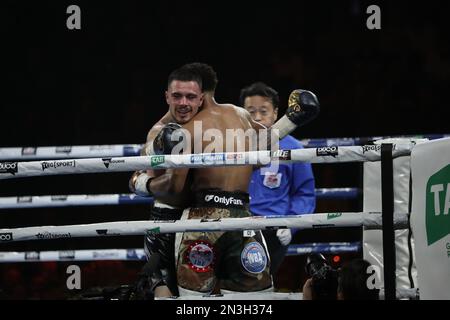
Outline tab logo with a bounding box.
[151,155,165,167]
[327,212,342,220]
[426,164,450,245]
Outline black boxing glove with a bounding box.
[286,89,320,126]
[153,123,183,155]
[270,89,320,141]
[144,231,174,270]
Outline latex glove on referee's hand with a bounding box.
[276,229,292,246]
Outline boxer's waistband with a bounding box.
[194,189,249,209]
[150,201,183,220]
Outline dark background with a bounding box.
[0,0,448,299]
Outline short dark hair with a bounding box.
[338,259,379,300]
[182,62,218,93]
[239,82,280,109]
[167,65,203,90]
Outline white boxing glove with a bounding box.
[276,228,292,246]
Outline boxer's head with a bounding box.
[166,67,204,124]
[182,62,218,94]
[240,82,279,128]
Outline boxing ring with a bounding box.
[1,134,449,300]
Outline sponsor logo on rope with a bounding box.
[25,251,40,261]
[327,213,342,220]
[17,196,32,203]
[55,146,72,154]
[190,154,225,164]
[241,242,267,274]
[151,155,165,167]
[204,194,243,206]
[92,251,119,259]
[0,233,13,242]
[226,153,244,160]
[41,160,76,171]
[21,147,36,156]
[35,232,72,240]
[90,145,114,151]
[95,229,121,236]
[51,195,68,201]
[102,158,125,169]
[126,249,145,260]
[312,224,335,228]
[185,240,215,273]
[316,146,338,157]
[362,145,381,153]
[271,150,291,160]
[146,227,161,234]
[59,250,75,260]
[0,162,18,175]
[426,164,450,246]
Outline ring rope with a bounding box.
[0,188,360,210]
[157,288,419,300]
[1,133,447,161]
[0,249,146,262]
[157,292,303,300]
[0,212,409,242]
[0,242,360,263]
[0,144,413,180]
[286,241,361,255]
[0,144,142,161]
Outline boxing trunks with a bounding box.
[176,190,272,295]
[144,201,183,296]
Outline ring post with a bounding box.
[381,143,396,300]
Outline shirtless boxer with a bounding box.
[148,63,320,296]
[129,65,205,297]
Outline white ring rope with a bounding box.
[0,144,413,180]
[0,249,146,263]
[0,188,359,210]
[157,292,303,300]
[1,133,446,161]
[0,243,359,263]
[0,212,409,242]
[0,145,142,161]
[0,194,149,210]
[159,288,419,300]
